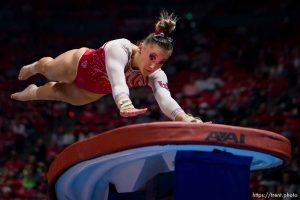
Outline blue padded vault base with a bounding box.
[174,151,253,200]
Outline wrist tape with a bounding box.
[119,99,133,110]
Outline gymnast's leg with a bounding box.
[11,82,103,105]
[18,47,88,83]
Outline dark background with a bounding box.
[0,0,299,198]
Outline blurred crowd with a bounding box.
[0,0,300,199]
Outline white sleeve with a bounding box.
[104,40,131,101]
[149,70,185,120]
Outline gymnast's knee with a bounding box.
[52,83,87,106]
[51,83,69,102]
[39,57,54,63]
[38,57,54,73]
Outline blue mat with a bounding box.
[174,151,253,200]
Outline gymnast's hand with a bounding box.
[177,113,204,123]
[120,107,148,117]
[118,98,148,117]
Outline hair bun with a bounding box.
[154,11,178,37]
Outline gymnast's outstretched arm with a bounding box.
[104,40,147,117]
[149,69,203,122]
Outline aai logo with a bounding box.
[205,131,245,144]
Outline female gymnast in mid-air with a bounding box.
[11,11,202,123]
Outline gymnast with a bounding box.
[11,11,202,123]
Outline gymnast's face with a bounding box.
[135,43,170,76]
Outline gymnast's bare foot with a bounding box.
[11,84,38,101]
[18,62,37,80]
